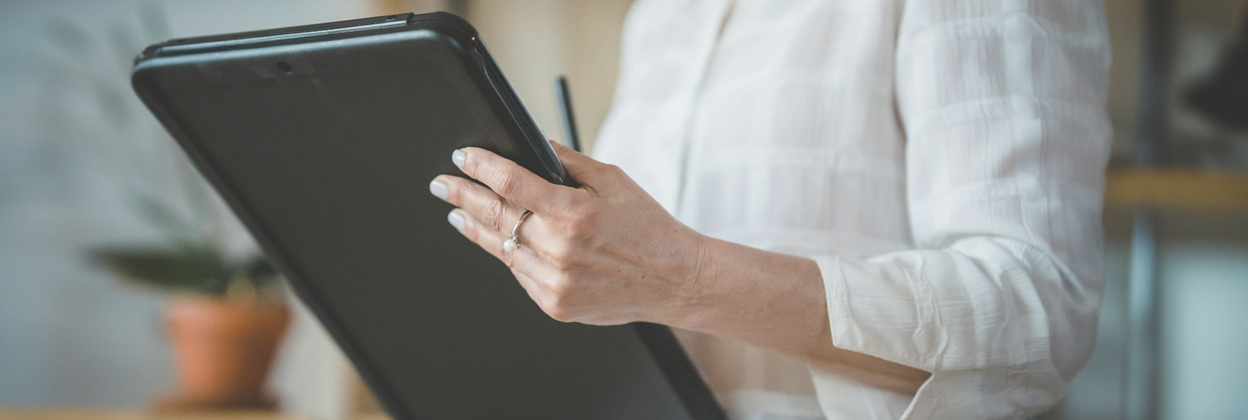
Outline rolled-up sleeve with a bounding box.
[810,1,1113,418]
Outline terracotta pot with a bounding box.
[157,297,291,411]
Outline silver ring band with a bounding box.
[503,210,533,252]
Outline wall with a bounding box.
[464,0,633,154]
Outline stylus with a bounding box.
[555,75,582,153]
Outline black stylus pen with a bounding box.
[555,76,582,153]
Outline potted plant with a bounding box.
[41,6,292,410]
[93,245,291,411]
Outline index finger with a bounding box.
[453,147,567,214]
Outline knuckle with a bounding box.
[545,194,578,219]
[543,291,576,323]
[565,208,598,237]
[483,197,508,231]
[492,171,519,198]
[586,164,624,183]
[548,248,577,271]
[544,304,573,323]
[498,250,517,269]
[547,273,577,298]
[549,259,569,273]
[602,164,626,179]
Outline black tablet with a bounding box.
[132,12,724,420]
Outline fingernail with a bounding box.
[429,178,449,201]
[452,149,466,169]
[447,209,466,231]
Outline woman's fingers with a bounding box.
[434,175,567,259]
[449,208,539,272]
[449,209,565,310]
[454,147,568,214]
[433,175,527,233]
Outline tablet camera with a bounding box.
[276,61,293,74]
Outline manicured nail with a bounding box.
[447,209,466,231]
[429,178,449,201]
[452,149,466,169]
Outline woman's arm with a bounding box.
[431,141,929,395]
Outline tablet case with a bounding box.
[131,12,725,420]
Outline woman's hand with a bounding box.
[428,141,931,394]
[428,141,709,326]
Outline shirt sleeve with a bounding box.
[809,1,1113,418]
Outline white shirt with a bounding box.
[591,0,1112,419]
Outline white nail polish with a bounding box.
[452,149,466,168]
[429,179,449,200]
[447,209,466,231]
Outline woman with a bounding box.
[426,0,1111,418]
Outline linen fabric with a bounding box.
[590,0,1112,419]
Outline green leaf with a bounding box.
[90,246,231,296]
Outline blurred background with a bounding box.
[0,0,1245,419]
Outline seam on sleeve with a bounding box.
[897,12,1105,60]
[909,95,1106,138]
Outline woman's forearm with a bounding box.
[668,236,931,396]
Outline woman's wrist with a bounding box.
[653,234,759,333]
[650,229,716,329]
[657,235,828,348]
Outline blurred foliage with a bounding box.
[42,2,281,299]
[91,246,279,297]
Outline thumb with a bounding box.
[549,140,602,181]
